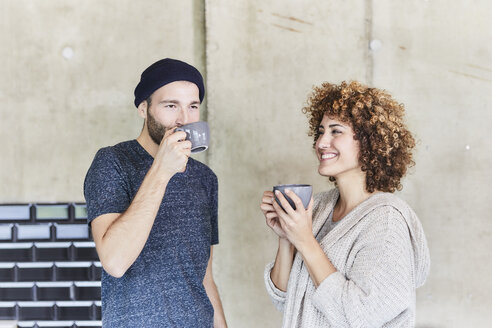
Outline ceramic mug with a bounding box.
[176,121,210,154]
[273,184,313,211]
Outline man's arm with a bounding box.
[91,166,171,278]
[203,247,227,328]
[91,129,190,278]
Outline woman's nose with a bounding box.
[317,134,331,149]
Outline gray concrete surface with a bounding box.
[1,0,491,327]
[0,0,205,202]
[371,1,492,327]
[206,1,368,326]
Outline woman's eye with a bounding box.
[318,130,325,135]
[331,130,341,135]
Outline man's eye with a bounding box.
[331,130,341,135]
[318,130,324,135]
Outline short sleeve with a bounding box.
[209,173,219,245]
[84,147,131,225]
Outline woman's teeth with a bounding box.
[321,153,337,159]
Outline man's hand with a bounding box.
[154,128,192,175]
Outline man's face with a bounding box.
[144,81,201,145]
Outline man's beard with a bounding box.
[147,110,168,145]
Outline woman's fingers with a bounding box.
[276,215,288,230]
[274,190,297,217]
[271,194,286,215]
[284,189,305,212]
[306,197,314,216]
[260,202,274,211]
[260,191,277,216]
[262,196,274,205]
[262,191,275,203]
[261,191,275,204]
[272,194,295,229]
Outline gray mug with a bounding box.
[273,184,313,211]
[176,121,210,154]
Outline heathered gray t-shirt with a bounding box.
[84,140,218,327]
[315,210,338,242]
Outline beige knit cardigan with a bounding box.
[264,189,430,328]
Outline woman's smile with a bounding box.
[319,152,338,161]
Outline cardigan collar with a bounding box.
[311,188,430,287]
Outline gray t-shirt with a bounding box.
[315,210,338,242]
[84,140,218,327]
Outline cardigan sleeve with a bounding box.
[311,206,414,327]
[264,261,287,312]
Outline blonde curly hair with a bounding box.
[302,81,415,193]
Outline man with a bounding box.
[84,58,227,327]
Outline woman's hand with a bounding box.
[273,190,337,288]
[260,191,288,239]
[272,189,315,252]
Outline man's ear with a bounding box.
[137,100,148,119]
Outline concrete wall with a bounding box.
[206,1,368,326]
[2,0,492,327]
[371,1,492,327]
[0,0,206,202]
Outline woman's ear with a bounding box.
[137,100,148,119]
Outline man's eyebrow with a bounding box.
[328,124,345,128]
[159,99,180,104]
[158,100,201,105]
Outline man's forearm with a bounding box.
[95,164,172,277]
[204,278,227,328]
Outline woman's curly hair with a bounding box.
[302,81,415,193]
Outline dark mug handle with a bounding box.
[175,127,190,141]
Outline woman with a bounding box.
[261,81,430,327]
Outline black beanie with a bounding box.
[134,58,205,108]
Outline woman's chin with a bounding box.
[318,166,332,177]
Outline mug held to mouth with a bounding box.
[175,121,210,154]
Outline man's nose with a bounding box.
[176,108,189,125]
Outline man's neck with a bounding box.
[136,129,158,158]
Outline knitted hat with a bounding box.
[134,58,205,108]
